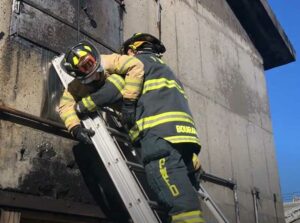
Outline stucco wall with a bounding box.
[123,0,284,222]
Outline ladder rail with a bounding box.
[84,115,161,223]
[198,184,230,223]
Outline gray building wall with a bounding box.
[123,0,284,222]
[0,0,102,210]
[0,0,286,222]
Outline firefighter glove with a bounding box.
[75,102,89,119]
[71,125,95,145]
[122,99,136,128]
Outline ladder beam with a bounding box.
[84,116,160,222]
[198,184,230,223]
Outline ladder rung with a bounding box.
[148,201,167,213]
[106,126,130,140]
[126,161,144,172]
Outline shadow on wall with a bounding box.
[17,141,130,222]
[72,142,130,222]
[41,65,64,122]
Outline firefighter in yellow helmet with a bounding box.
[58,40,144,144]
[120,33,204,223]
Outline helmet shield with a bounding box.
[64,40,103,83]
[77,53,97,75]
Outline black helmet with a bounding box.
[64,40,103,84]
[121,33,166,54]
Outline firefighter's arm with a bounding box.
[58,90,81,131]
[76,74,125,112]
[101,54,144,100]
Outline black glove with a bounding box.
[121,99,136,128]
[74,102,89,118]
[71,125,95,145]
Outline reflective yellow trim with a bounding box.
[150,56,165,64]
[126,82,142,87]
[119,57,140,74]
[61,112,77,122]
[164,136,200,145]
[64,116,81,130]
[107,74,125,92]
[61,110,76,120]
[129,112,195,141]
[84,45,92,52]
[156,57,165,64]
[128,125,139,141]
[124,77,143,93]
[78,50,88,57]
[159,158,180,197]
[72,50,88,65]
[124,84,141,93]
[172,210,205,223]
[172,210,202,220]
[176,125,197,134]
[143,78,187,98]
[73,56,79,65]
[126,78,142,84]
[61,96,74,102]
[137,111,194,129]
[150,56,157,62]
[82,95,96,111]
[64,115,79,124]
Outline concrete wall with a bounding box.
[123,0,284,222]
[0,0,285,222]
[0,0,97,204]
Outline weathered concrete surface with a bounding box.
[0,0,292,222]
[0,0,127,221]
[0,120,91,201]
[122,0,286,222]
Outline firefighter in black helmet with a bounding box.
[121,33,204,223]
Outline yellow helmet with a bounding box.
[64,40,103,84]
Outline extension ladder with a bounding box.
[52,54,229,223]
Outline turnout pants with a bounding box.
[141,135,205,223]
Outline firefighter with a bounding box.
[58,40,144,144]
[58,36,204,223]
[120,33,204,223]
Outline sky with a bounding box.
[265,0,300,202]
